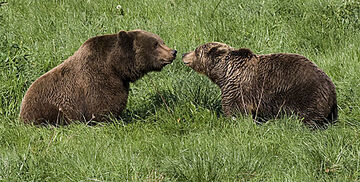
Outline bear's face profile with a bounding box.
[182,42,233,74]
[119,30,177,73]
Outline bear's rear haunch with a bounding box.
[20,30,177,125]
[182,42,337,128]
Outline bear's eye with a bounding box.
[196,49,203,59]
[199,50,204,59]
[154,42,159,48]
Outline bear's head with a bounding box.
[118,30,177,73]
[182,42,234,74]
[182,42,255,76]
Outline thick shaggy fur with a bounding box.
[20,30,177,125]
[182,42,337,128]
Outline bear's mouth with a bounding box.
[165,55,177,64]
[161,59,174,65]
[182,52,193,66]
[182,59,191,65]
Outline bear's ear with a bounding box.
[117,31,134,49]
[230,48,254,59]
[118,30,129,40]
[208,47,228,58]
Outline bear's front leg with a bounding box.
[221,97,247,117]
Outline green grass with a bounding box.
[1,0,360,181]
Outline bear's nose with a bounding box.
[182,53,188,58]
[172,50,177,57]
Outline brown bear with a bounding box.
[20,29,177,125]
[182,42,337,128]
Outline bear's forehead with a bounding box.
[208,42,229,48]
[134,30,163,42]
[199,42,230,51]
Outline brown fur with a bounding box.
[182,42,337,128]
[20,29,177,125]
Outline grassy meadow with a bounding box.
[1,0,360,181]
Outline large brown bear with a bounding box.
[20,29,177,125]
[182,42,337,128]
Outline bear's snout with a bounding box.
[181,52,194,66]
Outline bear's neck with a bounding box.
[108,47,147,83]
[110,57,145,83]
[208,58,257,90]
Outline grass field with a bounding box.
[1,0,360,181]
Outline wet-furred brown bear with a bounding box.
[182,42,337,128]
[20,29,177,125]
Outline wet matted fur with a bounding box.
[182,42,337,128]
